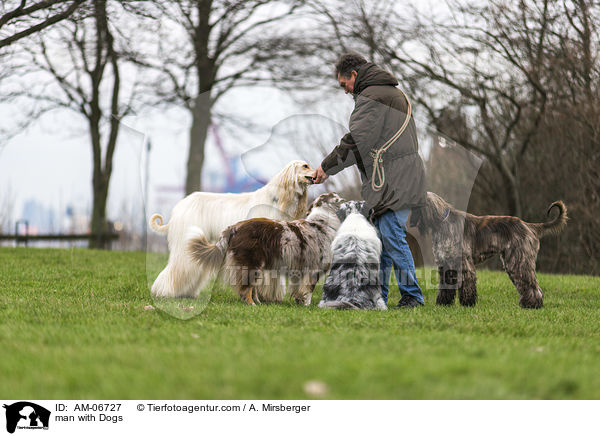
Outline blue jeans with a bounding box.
[374,209,424,305]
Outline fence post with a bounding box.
[15,220,29,247]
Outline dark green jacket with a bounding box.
[321,63,426,216]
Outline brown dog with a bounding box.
[411,192,568,308]
[186,193,344,306]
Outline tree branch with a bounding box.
[0,0,82,49]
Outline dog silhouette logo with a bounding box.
[3,402,50,433]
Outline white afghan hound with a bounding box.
[149,160,315,298]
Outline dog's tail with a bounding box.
[318,300,360,310]
[186,226,231,271]
[528,201,568,237]
[149,213,169,235]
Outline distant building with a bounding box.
[20,199,57,234]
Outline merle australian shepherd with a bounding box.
[319,201,387,310]
[186,193,344,306]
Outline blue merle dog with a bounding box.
[319,201,386,310]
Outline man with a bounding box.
[313,53,426,308]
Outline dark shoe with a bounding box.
[397,295,423,308]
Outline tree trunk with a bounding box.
[185,95,212,194]
[87,0,119,250]
[500,168,522,217]
[89,172,110,249]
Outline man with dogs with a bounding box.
[313,53,426,308]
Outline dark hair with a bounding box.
[335,52,367,78]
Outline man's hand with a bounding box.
[313,166,329,184]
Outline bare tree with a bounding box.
[319,0,600,272]
[398,1,559,216]
[308,1,559,216]
[126,0,308,194]
[3,0,141,248]
[524,0,600,273]
[0,0,83,49]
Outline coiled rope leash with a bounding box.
[370,89,412,191]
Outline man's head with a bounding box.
[335,52,367,94]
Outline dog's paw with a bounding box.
[520,297,543,309]
[294,295,312,306]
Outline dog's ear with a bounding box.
[332,192,345,207]
[412,192,451,234]
[335,204,350,221]
[275,161,301,212]
[411,205,432,235]
[409,206,422,228]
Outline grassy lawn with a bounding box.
[1,246,599,399]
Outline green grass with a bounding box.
[1,247,599,399]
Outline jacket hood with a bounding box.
[353,63,398,95]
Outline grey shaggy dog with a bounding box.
[319,201,386,310]
[411,192,568,308]
[186,193,344,306]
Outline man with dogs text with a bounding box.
[313,53,426,308]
